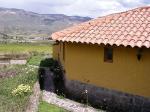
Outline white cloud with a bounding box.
[45,0,149,17]
[0,0,149,17]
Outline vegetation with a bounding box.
[38,101,68,112]
[0,43,52,66]
[0,65,38,112]
[38,58,54,67]
[0,43,67,112]
[11,84,31,96]
[27,54,44,66]
[0,43,52,54]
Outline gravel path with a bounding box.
[42,91,105,112]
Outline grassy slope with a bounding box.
[0,65,38,112]
[0,43,52,54]
[38,101,68,112]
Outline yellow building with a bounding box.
[52,6,150,111]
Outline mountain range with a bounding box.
[0,7,91,41]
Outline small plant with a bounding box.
[57,94,65,99]
[12,84,31,96]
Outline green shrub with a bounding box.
[39,58,54,67]
[12,84,31,96]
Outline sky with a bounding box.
[0,0,149,18]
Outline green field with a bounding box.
[0,43,52,54]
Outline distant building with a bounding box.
[52,6,150,111]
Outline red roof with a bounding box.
[52,6,150,48]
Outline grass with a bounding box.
[38,101,68,112]
[28,55,44,66]
[0,43,52,54]
[0,65,38,112]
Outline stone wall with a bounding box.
[65,80,150,112]
[0,60,10,65]
[10,60,27,65]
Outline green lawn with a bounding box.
[38,101,68,112]
[0,43,52,54]
[0,65,38,112]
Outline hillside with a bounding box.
[0,7,91,42]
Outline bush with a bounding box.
[27,55,44,66]
[39,58,55,67]
[12,84,31,96]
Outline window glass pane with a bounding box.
[104,47,113,62]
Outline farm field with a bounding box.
[0,43,52,54]
[0,43,53,66]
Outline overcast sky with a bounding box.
[0,0,149,17]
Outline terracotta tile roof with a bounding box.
[52,6,150,48]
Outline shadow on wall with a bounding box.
[38,58,92,105]
[38,58,65,95]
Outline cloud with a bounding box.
[0,0,149,17]
[43,0,149,17]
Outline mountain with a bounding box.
[0,7,91,42]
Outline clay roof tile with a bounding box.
[52,6,150,48]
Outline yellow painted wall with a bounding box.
[54,42,150,97]
[53,42,65,66]
[53,44,59,60]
